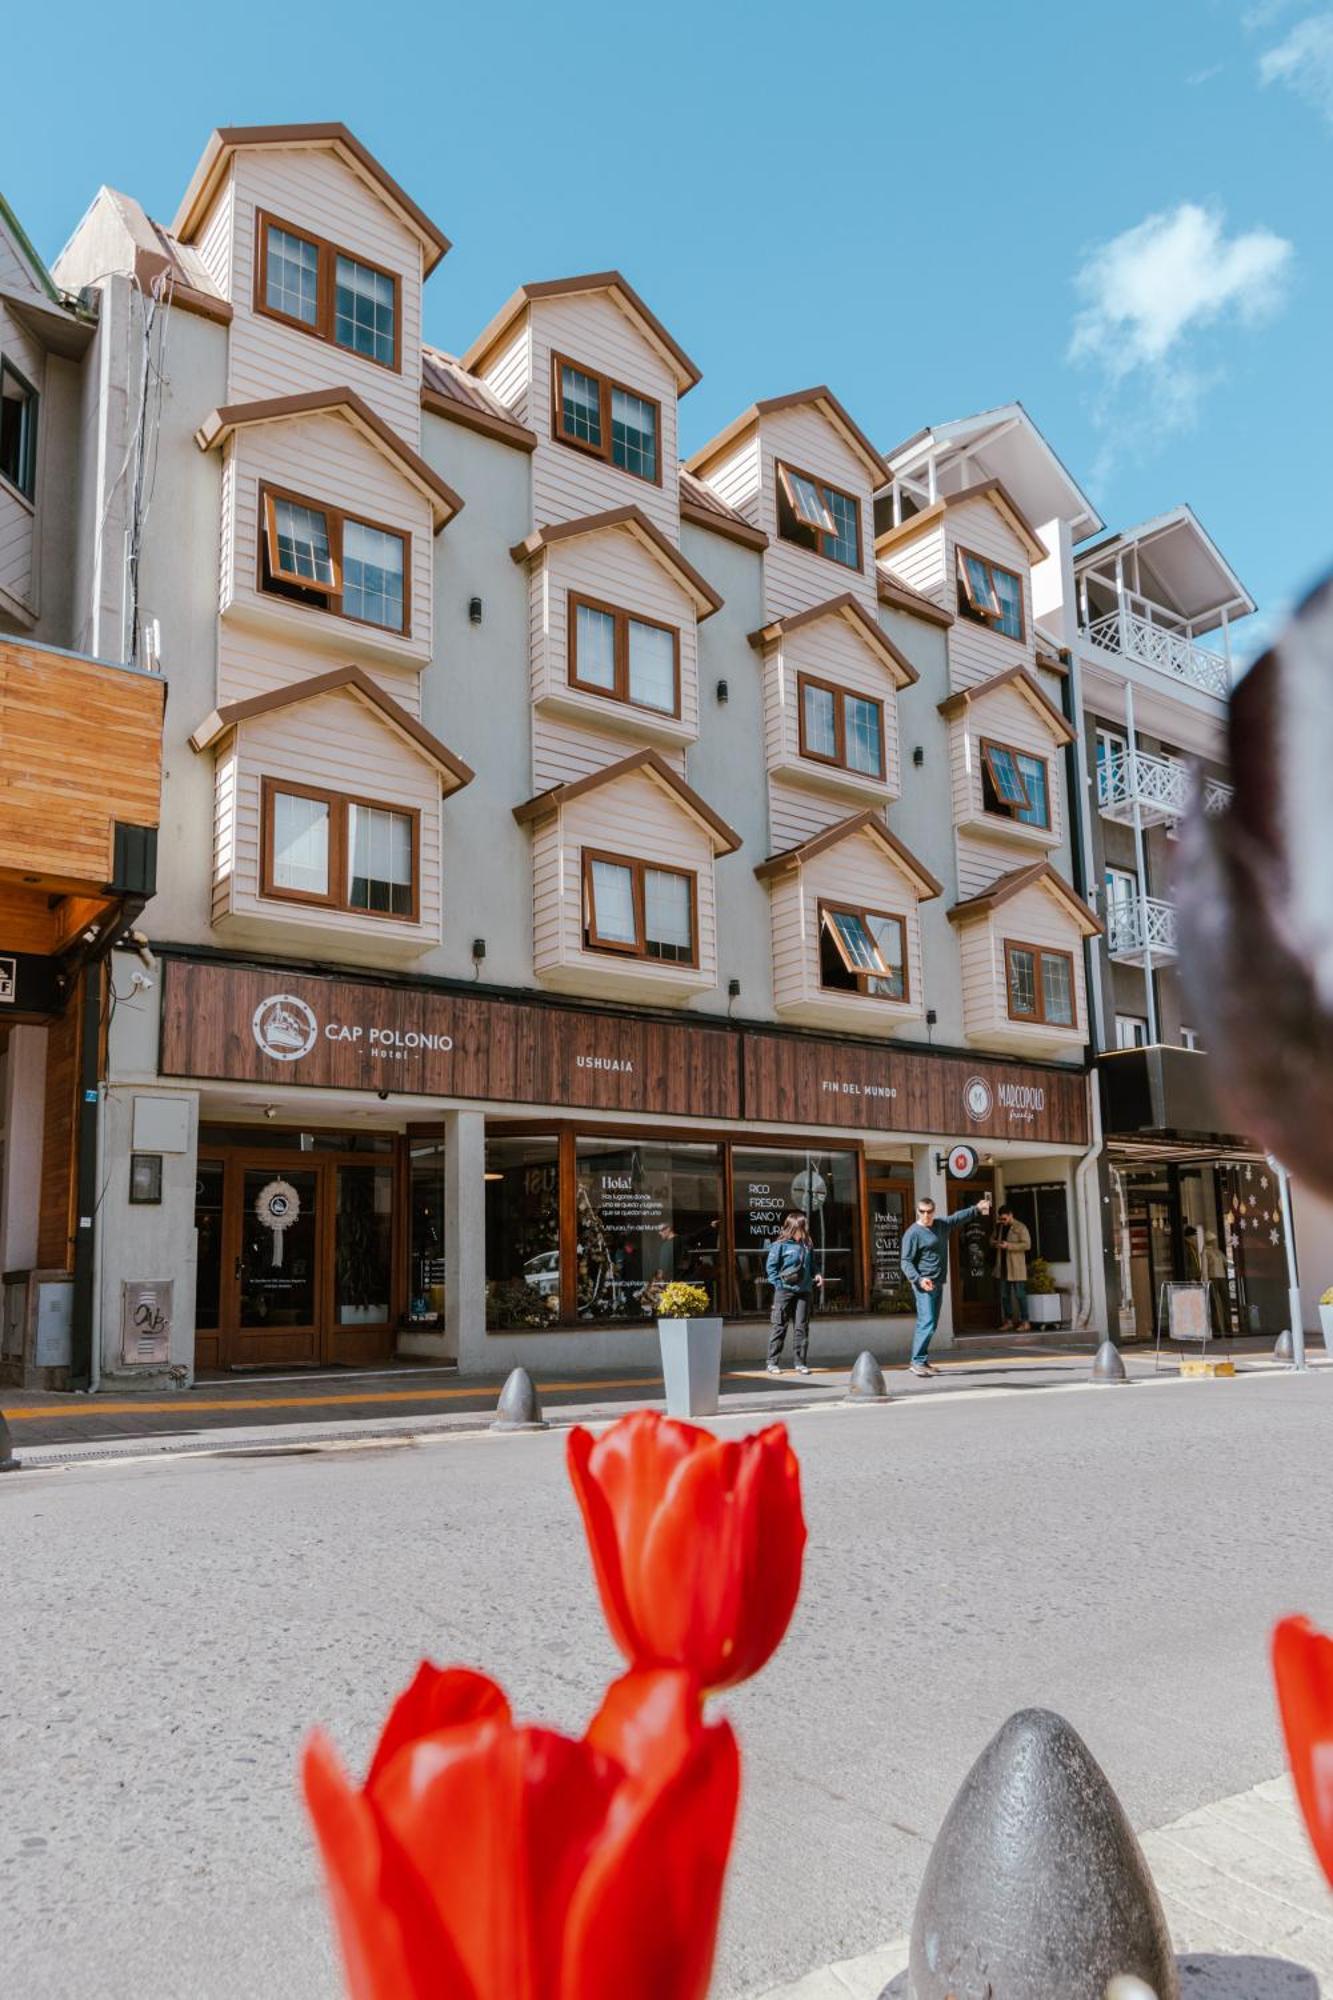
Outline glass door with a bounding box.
[231,1165,322,1365]
[327,1162,395,1364]
[949,1176,998,1331]
[193,1160,226,1372]
[868,1179,914,1314]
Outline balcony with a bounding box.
[1097,750,1190,827]
[1106,895,1178,966]
[1202,776,1233,815]
[1084,609,1231,700]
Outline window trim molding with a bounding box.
[581,846,699,967]
[775,457,863,572]
[979,735,1051,829]
[567,590,682,719]
[254,209,403,375]
[956,542,1026,642]
[0,354,39,506]
[550,350,664,488]
[1003,937,1077,1028]
[796,672,885,779]
[258,480,412,637]
[817,899,909,1002]
[260,777,422,924]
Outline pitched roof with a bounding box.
[747,592,919,688]
[754,809,942,899]
[875,479,1048,566]
[510,506,723,618]
[0,191,63,303]
[173,124,450,274]
[512,749,741,853]
[678,469,769,550]
[947,861,1101,936]
[876,571,954,628]
[936,665,1075,745]
[194,389,463,529]
[462,272,701,394]
[687,387,890,486]
[420,347,537,452]
[188,665,474,790]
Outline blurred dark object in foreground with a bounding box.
[1178,575,1333,1199]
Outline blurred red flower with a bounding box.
[303,1660,739,2000]
[1272,1615,1333,1887]
[567,1410,806,1691]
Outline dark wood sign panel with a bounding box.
[160,958,1088,1146]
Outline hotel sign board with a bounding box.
[160,959,1089,1147]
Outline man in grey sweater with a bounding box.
[900,1193,992,1376]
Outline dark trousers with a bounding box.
[768,1286,811,1366]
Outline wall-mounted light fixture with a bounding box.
[716,679,729,704]
[472,938,486,961]
[912,745,925,767]
[925,1007,937,1026]
[727,978,741,998]
[468,595,483,625]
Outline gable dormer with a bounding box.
[171,124,448,441]
[688,388,888,622]
[876,479,1046,692]
[463,273,699,543]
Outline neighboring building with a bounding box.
[0,129,1306,1389]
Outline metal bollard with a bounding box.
[489,1367,549,1433]
[846,1351,890,1403]
[0,1410,17,1472]
[1092,1338,1130,1384]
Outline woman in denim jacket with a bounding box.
[764,1211,823,1375]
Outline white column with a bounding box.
[911,1142,955,1349]
[445,1110,487,1373]
[1124,679,1159,1044]
[1272,1158,1306,1368]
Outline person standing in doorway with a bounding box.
[765,1212,823,1376]
[992,1204,1032,1331]
[901,1192,993,1377]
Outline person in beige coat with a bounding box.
[992,1205,1032,1330]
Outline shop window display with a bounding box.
[484,1136,561,1327]
[732,1147,860,1313]
[575,1140,721,1320]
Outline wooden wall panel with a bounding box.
[36,985,80,1269]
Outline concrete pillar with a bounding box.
[446,1110,487,1374]
[911,1142,955,1349]
[0,1026,47,1271]
[95,1086,200,1387]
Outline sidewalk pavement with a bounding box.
[2,1333,1323,1461]
[750,1774,1330,1998]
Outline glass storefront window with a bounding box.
[335,1164,393,1325]
[407,1143,446,1325]
[485,1136,560,1328]
[575,1140,721,1321]
[194,1159,225,1331]
[732,1147,860,1314]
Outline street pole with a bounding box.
[1271,1157,1306,1370]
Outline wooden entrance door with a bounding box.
[948,1175,998,1332]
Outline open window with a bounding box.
[776,462,861,570]
[583,851,697,965]
[819,902,907,1000]
[980,739,1049,829]
[957,547,1024,640]
[260,485,408,634]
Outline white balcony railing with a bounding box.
[1085,610,1231,699]
[1097,750,1191,826]
[1105,895,1178,965]
[1202,776,1234,815]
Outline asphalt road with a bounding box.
[4,1369,1332,1999]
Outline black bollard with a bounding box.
[0,1410,17,1472]
[846,1351,890,1403]
[490,1367,549,1433]
[1092,1338,1129,1384]
[1274,1328,1295,1363]
[882,1709,1178,2000]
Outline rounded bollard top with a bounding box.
[1092,1338,1129,1384]
[1274,1327,1295,1363]
[903,1707,1178,2000]
[847,1350,890,1403]
[1106,1979,1160,2000]
[0,1410,18,1472]
[490,1366,549,1433]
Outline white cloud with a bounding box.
[1068,202,1293,472]
[1259,11,1333,120]
[1186,62,1224,84]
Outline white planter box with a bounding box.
[1026,1293,1067,1329]
[1319,1303,1333,1356]
[658,1316,723,1420]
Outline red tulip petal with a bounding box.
[567,1427,641,1665]
[366,1663,510,1788]
[1273,1616,1333,1887]
[585,1667,703,1785]
[564,1712,741,2000]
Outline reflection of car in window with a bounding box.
[523,1251,560,1298]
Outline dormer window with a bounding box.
[552,354,660,483]
[819,903,907,1000]
[776,463,861,570]
[260,485,408,634]
[798,674,884,779]
[0,359,38,501]
[1005,941,1074,1026]
[980,739,1050,829]
[262,781,419,920]
[957,547,1023,640]
[569,594,680,716]
[583,850,696,963]
[256,213,400,371]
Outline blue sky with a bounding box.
[5,0,1329,652]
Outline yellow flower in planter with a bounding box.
[657,1283,713,1320]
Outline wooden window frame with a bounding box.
[259,482,411,637]
[956,543,1026,641]
[1003,938,1076,1028]
[818,900,909,1002]
[261,778,422,924]
[254,211,403,373]
[581,848,699,968]
[550,351,664,487]
[979,736,1050,829]
[0,355,39,504]
[797,673,884,779]
[567,591,682,718]
[776,459,863,572]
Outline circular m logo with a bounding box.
[963,1075,993,1122]
[252,993,318,1063]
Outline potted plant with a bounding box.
[1024,1258,1067,1329]
[1320,1286,1333,1356]
[656,1282,723,1420]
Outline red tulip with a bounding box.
[302,1661,739,2000]
[1272,1615,1333,1886]
[567,1410,806,1691]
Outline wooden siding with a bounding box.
[480,324,532,425]
[195,177,234,299]
[214,621,421,716]
[768,828,925,1030]
[0,303,45,616]
[699,434,762,524]
[876,522,947,612]
[531,709,687,791]
[219,415,433,667]
[0,641,163,888]
[526,293,679,540]
[757,405,875,620]
[943,494,1035,691]
[957,879,1088,1053]
[0,227,40,294]
[529,768,718,996]
[224,148,424,441]
[37,989,80,1271]
[211,744,237,929]
[766,774,861,853]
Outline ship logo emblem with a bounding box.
[252,993,319,1063]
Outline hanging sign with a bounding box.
[255,1178,302,1268]
[947,1144,980,1180]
